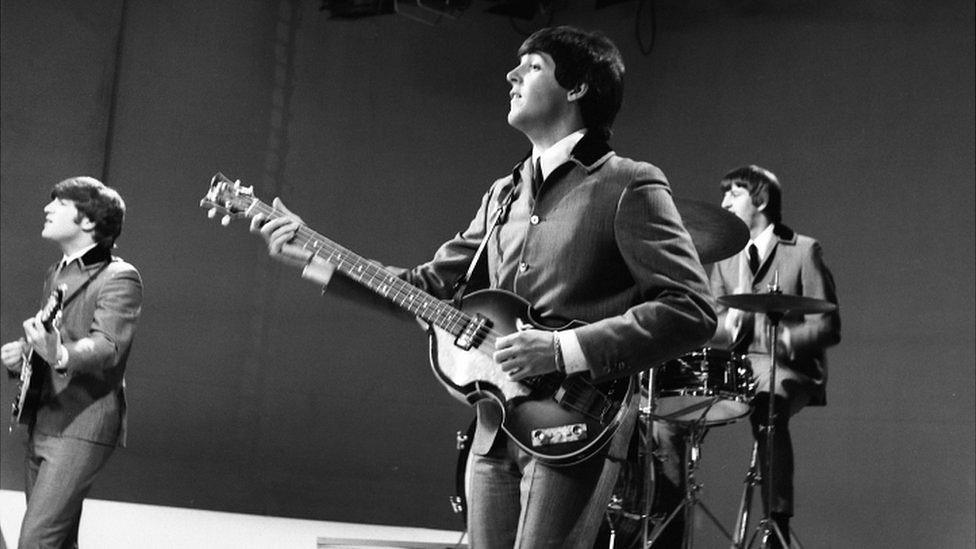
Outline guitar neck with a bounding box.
[248,200,470,337]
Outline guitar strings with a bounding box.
[251,201,509,353]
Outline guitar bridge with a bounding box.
[454,313,491,351]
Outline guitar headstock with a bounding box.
[200,173,256,226]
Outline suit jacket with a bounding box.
[393,133,716,455]
[32,245,143,446]
[709,223,840,405]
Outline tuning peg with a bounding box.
[207,208,217,219]
[221,215,232,226]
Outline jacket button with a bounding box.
[529,215,540,225]
[519,262,529,272]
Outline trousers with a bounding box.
[20,432,116,548]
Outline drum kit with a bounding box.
[602,199,838,549]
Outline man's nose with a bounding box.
[506,66,520,84]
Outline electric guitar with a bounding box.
[201,173,634,465]
[11,284,66,427]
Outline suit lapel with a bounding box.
[751,224,797,285]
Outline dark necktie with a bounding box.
[532,158,543,195]
[748,243,760,275]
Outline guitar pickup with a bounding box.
[454,313,491,351]
[530,423,587,447]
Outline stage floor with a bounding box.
[0,490,467,548]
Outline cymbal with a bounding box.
[675,199,749,264]
[718,293,837,315]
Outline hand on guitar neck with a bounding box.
[250,197,337,287]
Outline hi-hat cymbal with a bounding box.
[675,199,749,264]
[718,293,837,315]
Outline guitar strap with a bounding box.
[60,260,112,309]
[452,182,519,305]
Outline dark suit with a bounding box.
[19,244,143,547]
[389,133,715,546]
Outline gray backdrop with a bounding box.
[1,1,973,546]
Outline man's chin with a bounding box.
[507,111,528,131]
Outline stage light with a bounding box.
[484,0,545,20]
[397,0,473,24]
[322,0,472,21]
[320,0,395,18]
[594,0,634,8]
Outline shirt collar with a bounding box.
[60,243,99,269]
[533,129,587,181]
[749,224,776,259]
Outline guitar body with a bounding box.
[427,289,635,466]
[11,353,45,426]
[10,284,65,428]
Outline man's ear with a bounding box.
[79,216,96,233]
[567,82,588,103]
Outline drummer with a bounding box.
[654,165,841,548]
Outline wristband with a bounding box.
[553,331,566,374]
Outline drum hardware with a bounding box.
[730,442,805,549]
[718,277,837,549]
[605,351,754,549]
[642,413,737,549]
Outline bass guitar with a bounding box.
[201,173,634,465]
[11,284,66,427]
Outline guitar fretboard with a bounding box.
[249,201,470,337]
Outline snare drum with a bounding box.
[649,348,754,425]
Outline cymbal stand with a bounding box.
[730,440,759,548]
[743,278,790,549]
[730,442,804,549]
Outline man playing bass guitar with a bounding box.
[250,26,715,548]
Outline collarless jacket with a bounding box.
[33,245,143,447]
